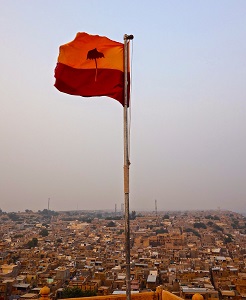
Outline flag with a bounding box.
[54,32,129,106]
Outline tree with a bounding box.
[62,287,83,298]
[14,234,24,238]
[212,224,223,232]
[156,228,168,234]
[231,219,239,229]
[224,236,233,244]
[194,222,207,229]
[184,228,201,238]
[39,228,49,237]
[130,210,136,220]
[106,221,116,227]
[87,48,104,81]
[26,238,38,248]
[38,209,58,216]
[8,213,20,221]
[62,287,96,298]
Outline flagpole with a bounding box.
[123,33,133,300]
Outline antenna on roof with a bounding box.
[155,199,159,225]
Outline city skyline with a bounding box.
[1,208,245,297]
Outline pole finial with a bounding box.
[124,34,134,40]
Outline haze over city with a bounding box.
[1,1,246,213]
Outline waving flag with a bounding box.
[54,32,129,106]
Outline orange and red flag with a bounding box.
[54,32,129,106]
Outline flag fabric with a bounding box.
[54,32,129,106]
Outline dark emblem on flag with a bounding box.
[87,48,104,81]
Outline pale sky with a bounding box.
[0,1,246,213]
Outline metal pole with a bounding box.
[123,33,133,300]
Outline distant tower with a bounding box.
[155,199,159,225]
[48,198,50,211]
[121,203,124,216]
[115,204,117,216]
[155,199,157,218]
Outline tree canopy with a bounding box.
[61,287,96,298]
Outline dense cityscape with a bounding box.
[0,209,246,300]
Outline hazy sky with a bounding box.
[1,1,246,213]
